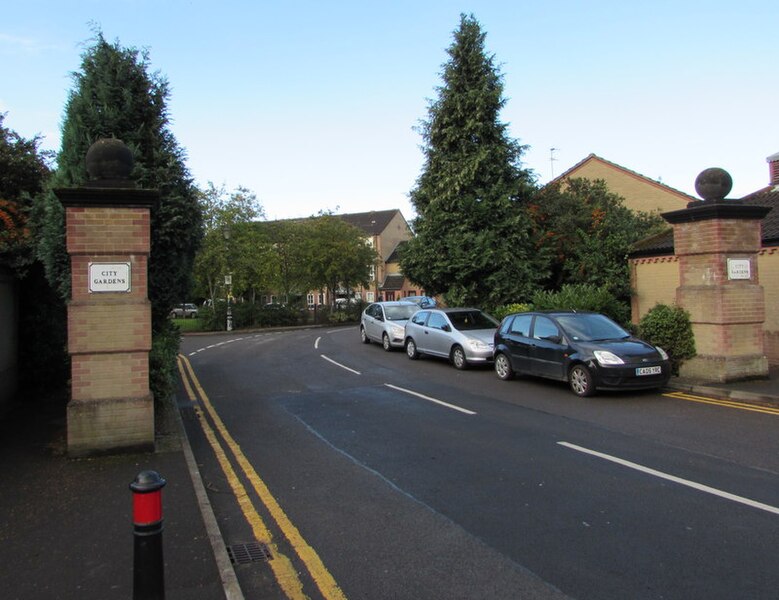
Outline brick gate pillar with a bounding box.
[55,139,159,456]
[662,168,771,382]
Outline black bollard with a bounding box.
[130,470,167,600]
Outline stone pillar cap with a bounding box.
[85,138,135,188]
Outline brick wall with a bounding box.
[759,248,779,364]
[673,219,762,256]
[630,257,679,323]
[63,199,154,455]
[566,160,689,214]
[66,207,150,255]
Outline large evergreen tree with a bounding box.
[36,32,203,331]
[401,14,543,308]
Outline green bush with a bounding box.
[531,284,630,325]
[328,310,352,323]
[327,301,364,324]
[149,321,181,403]
[492,303,533,321]
[197,303,224,331]
[639,304,696,375]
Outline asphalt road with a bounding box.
[179,325,779,600]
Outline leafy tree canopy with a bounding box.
[529,178,666,301]
[193,183,268,304]
[0,114,53,276]
[302,215,377,304]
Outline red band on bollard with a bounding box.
[133,490,163,525]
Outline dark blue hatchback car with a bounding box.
[493,311,671,396]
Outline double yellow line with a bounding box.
[177,354,347,600]
[664,391,779,416]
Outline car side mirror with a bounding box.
[442,324,451,332]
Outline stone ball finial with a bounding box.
[694,167,733,202]
[85,138,134,183]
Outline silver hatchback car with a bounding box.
[404,308,499,369]
[360,301,421,351]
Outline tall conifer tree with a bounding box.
[36,32,203,331]
[401,14,543,307]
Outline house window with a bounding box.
[307,293,314,305]
[366,292,374,302]
[270,295,278,304]
[407,290,417,297]
[318,292,325,304]
[262,295,269,304]
[385,292,396,301]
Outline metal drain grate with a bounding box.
[227,542,272,565]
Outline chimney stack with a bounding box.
[768,151,779,187]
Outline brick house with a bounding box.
[551,153,694,214]
[260,209,425,308]
[337,209,425,303]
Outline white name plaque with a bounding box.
[727,259,751,281]
[89,262,131,293]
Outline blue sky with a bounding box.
[3,1,777,221]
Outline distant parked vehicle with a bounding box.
[493,311,671,397]
[170,303,199,319]
[360,301,421,351]
[404,295,437,308]
[404,307,498,369]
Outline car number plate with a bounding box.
[636,366,662,376]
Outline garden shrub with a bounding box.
[639,303,696,375]
[328,301,364,324]
[492,303,532,321]
[198,303,224,331]
[531,284,630,325]
[149,321,181,403]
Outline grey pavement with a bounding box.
[667,365,779,407]
[0,363,777,600]
[0,389,240,600]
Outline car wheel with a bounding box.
[382,333,392,352]
[569,364,595,397]
[360,326,370,344]
[406,338,419,359]
[494,353,514,381]
[451,345,468,370]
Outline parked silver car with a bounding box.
[360,301,421,351]
[169,302,199,319]
[404,308,499,369]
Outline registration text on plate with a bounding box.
[636,366,662,376]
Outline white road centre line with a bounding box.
[384,384,477,415]
[314,336,321,350]
[320,354,361,375]
[558,442,779,516]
